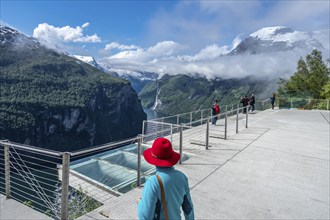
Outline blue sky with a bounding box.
[1,0,329,79]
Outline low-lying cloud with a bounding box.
[100,39,329,80]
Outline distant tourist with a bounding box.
[240,95,249,113]
[270,93,276,110]
[138,137,194,220]
[211,99,220,125]
[249,94,256,112]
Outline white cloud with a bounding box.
[145,0,329,51]
[180,36,242,61]
[104,41,183,61]
[33,22,101,51]
[101,38,329,80]
[105,42,139,51]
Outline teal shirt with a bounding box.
[138,167,194,220]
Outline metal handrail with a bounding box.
[70,136,140,157]
[182,106,249,126]
[0,140,62,156]
[150,103,238,122]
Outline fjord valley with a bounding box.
[0,26,146,151]
[1,25,329,149]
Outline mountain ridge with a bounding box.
[229,26,327,55]
[0,25,147,151]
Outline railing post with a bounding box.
[225,112,228,139]
[190,112,192,126]
[161,118,164,136]
[4,145,10,199]
[236,108,239,133]
[206,119,209,150]
[327,100,329,111]
[61,152,70,220]
[200,110,203,125]
[246,106,249,128]
[137,137,142,187]
[225,105,228,112]
[179,126,183,164]
[170,124,173,143]
[141,120,145,144]
[177,115,179,125]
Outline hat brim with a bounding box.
[143,148,180,167]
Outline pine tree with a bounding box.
[278,49,330,99]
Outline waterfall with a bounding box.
[152,87,161,110]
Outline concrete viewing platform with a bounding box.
[1,109,329,219]
[81,109,329,219]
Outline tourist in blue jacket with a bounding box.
[138,137,194,220]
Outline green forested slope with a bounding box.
[139,74,276,115]
[0,26,146,151]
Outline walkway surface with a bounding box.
[80,109,330,219]
[0,194,52,220]
[1,109,329,219]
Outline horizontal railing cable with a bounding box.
[10,180,57,200]
[9,160,59,173]
[8,161,59,178]
[9,174,60,190]
[9,148,57,213]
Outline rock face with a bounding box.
[0,25,146,151]
[139,74,277,115]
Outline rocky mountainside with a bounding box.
[139,74,276,115]
[0,25,146,151]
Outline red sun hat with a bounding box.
[143,137,181,167]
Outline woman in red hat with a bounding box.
[138,137,194,220]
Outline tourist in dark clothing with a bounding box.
[240,95,249,114]
[249,94,255,112]
[270,93,276,110]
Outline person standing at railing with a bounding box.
[138,137,194,220]
[240,95,249,113]
[270,93,276,110]
[211,99,220,125]
[249,94,256,112]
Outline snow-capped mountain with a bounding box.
[229,26,328,55]
[70,54,119,77]
[102,67,158,81]
[71,55,99,67]
[97,66,159,92]
[0,25,41,49]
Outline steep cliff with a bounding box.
[139,74,277,115]
[0,26,146,151]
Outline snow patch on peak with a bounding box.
[71,55,96,64]
[250,26,294,40]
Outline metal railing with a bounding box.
[0,141,64,219]
[0,102,268,219]
[277,97,330,110]
[149,103,240,125]
[141,105,250,155]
